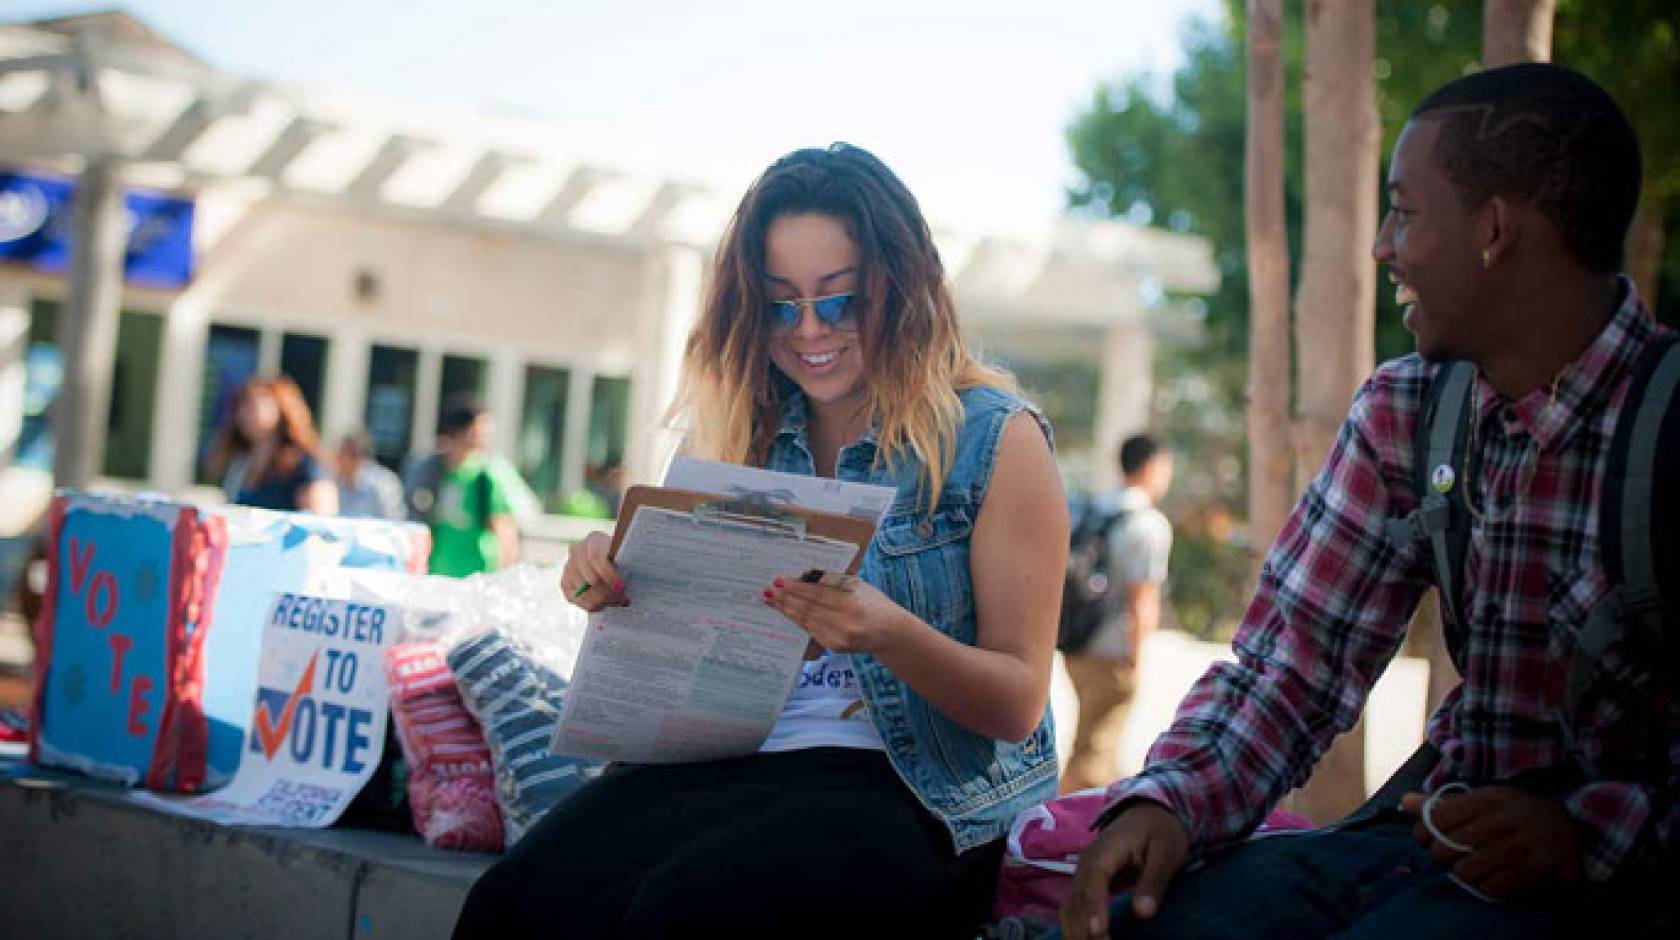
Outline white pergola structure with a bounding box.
[0,12,1216,509]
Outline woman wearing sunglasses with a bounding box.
[455,143,1068,938]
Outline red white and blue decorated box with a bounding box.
[29,492,428,792]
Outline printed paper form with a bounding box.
[665,457,896,525]
[551,506,860,764]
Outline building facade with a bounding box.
[0,12,1217,542]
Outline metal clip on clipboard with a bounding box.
[691,495,809,540]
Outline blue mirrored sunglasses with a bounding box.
[767,292,858,333]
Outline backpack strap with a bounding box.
[1607,335,1678,641]
[1332,740,1441,829]
[474,465,495,531]
[1385,361,1477,658]
[1580,334,1680,724]
[1560,334,1678,779]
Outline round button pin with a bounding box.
[1430,463,1456,493]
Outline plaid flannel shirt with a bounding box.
[1106,283,1676,883]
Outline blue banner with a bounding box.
[0,169,194,289]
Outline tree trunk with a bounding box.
[1483,0,1555,67]
[1627,193,1666,313]
[1245,0,1293,578]
[1288,0,1380,824]
[53,155,126,490]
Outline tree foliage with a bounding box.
[1067,0,1679,635]
[1070,0,1677,366]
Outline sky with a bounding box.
[6,0,1224,231]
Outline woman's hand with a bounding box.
[763,575,913,657]
[560,532,628,612]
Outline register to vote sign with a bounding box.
[134,594,398,827]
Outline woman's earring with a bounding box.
[1480,248,1492,269]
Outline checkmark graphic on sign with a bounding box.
[253,651,319,760]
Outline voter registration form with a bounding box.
[551,506,861,763]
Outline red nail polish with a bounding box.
[773,578,785,588]
[762,588,774,599]
[613,579,625,593]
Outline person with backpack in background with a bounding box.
[1060,434,1174,794]
[1059,64,1675,940]
[408,397,520,577]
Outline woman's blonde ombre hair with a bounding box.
[671,143,1015,511]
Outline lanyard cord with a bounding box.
[1460,375,1561,525]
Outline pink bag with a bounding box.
[386,641,503,852]
[993,788,1314,920]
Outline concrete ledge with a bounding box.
[0,756,495,939]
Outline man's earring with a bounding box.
[1480,248,1492,269]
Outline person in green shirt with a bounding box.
[422,398,520,577]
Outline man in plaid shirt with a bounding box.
[1062,65,1673,938]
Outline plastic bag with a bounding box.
[342,563,588,680]
[344,564,602,846]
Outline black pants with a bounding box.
[453,747,1004,939]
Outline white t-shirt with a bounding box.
[1083,486,1173,660]
[760,651,885,752]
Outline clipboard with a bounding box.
[610,485,877,574]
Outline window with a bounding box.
[102,310,163,479]
[279,332,330,423]
[437,354,486,429]
[14,300,60,471]
[517,364,569,511]
[583,375,631,515]
[586,375,630,473]
[365,344,418,472]
[13,299,164,480]
[195,324,261,484]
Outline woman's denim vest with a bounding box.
[764,385,1059,853]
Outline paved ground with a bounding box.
[1049,630,1430,798]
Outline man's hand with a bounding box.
[1399,785,1581,899]
[1060,801,1190,938]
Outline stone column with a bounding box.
[561,366,592,498]
[320,328,369,447]
[411,345,442,456]
[485,347,523,462]
[0,285,29,467]
[626,244,703,485]
[53,156,126,489]
[148,296,211,491]
[1094,319,1153,490]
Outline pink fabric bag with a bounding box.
[386,641,504,852]
[993,788,1314,920]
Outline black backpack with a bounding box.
[405,453,494,530]
[1058,504,1131,654]
[1373,333,1679,801]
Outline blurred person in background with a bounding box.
[1060,433,1174,794]
[333,429,403,520]
[412,396,519,577]
[559,460,625,520]
[205,376,337,514]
